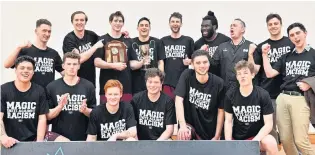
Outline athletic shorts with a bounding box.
[163,85,175,100]
[33,131,61,141]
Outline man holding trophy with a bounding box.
[94,11,137,103]
[130,17,165,94]
[139,44,151,70]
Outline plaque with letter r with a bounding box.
[105,40,127,63]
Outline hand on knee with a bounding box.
[260,135,278,155]
[54,136,70,142]
[125,137,137,141]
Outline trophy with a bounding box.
[104,40,127,63]
[140,44,150,70]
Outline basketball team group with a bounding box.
[1,9,314,155]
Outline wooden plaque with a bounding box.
[104,40,127,63]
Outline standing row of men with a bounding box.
[1,9,315,155]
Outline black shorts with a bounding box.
[33,131,61,141]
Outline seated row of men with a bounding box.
[1,51,278,155]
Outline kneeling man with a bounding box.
[224,60,278,155]
[131,68,176,140]
[86,80,137,141]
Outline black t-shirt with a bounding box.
[174,69,225,140]
[95,33,137,95]
[1,81,49,141]
[273,46,315,93]
[224,86,274,140]
[46,78,96,141]
[130,91,176,140]
[130,37,165,94]
[62,30,99,86]
[194,33,231,58]
[255,36,294,99]
[161,35,194,88]
[86,102,137,141]
[14,45,63,88]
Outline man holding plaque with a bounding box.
[94,11,137,103]
[130,17,165,94]
[160,12,195,99]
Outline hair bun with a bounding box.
[207,11,215,16]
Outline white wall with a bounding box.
[1,1,315,131]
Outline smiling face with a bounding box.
[72,13,86,32]
[105,87,122,106]
[201,19,215,38]
[267,17,282,36]
[15,61,34,83]
[137,20,150,37]
[146,76,162,95]
[289,27,307,49]
[169,17,182,34]
[35,24,51,43]
[192,55,210,75]
[110,16,124,32]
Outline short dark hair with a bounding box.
[234,60,255,74]
[71,11,88,23]
[63,52,81,63]
[109,11,124,23]
[266,13,282,24]
[202,11,218,30]
[145,68,165,83]
[14,56,36,69]
[137,17,151,26]
[234,18,246,28]
[169,12,182,23]
[191,50,210,62]
[36,19,52,28]
[287,22,307,36]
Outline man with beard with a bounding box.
[131,68,176,140]
[161,12,194,99]
[3,19,63,88]
[174,50,225,140]
[94,11,137,103]
[194,11,230,58]
[248,13,295,146]
[63,11,104,86]
[211,18,258,90]
[195,11,230,75]
[130,17,165,94]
